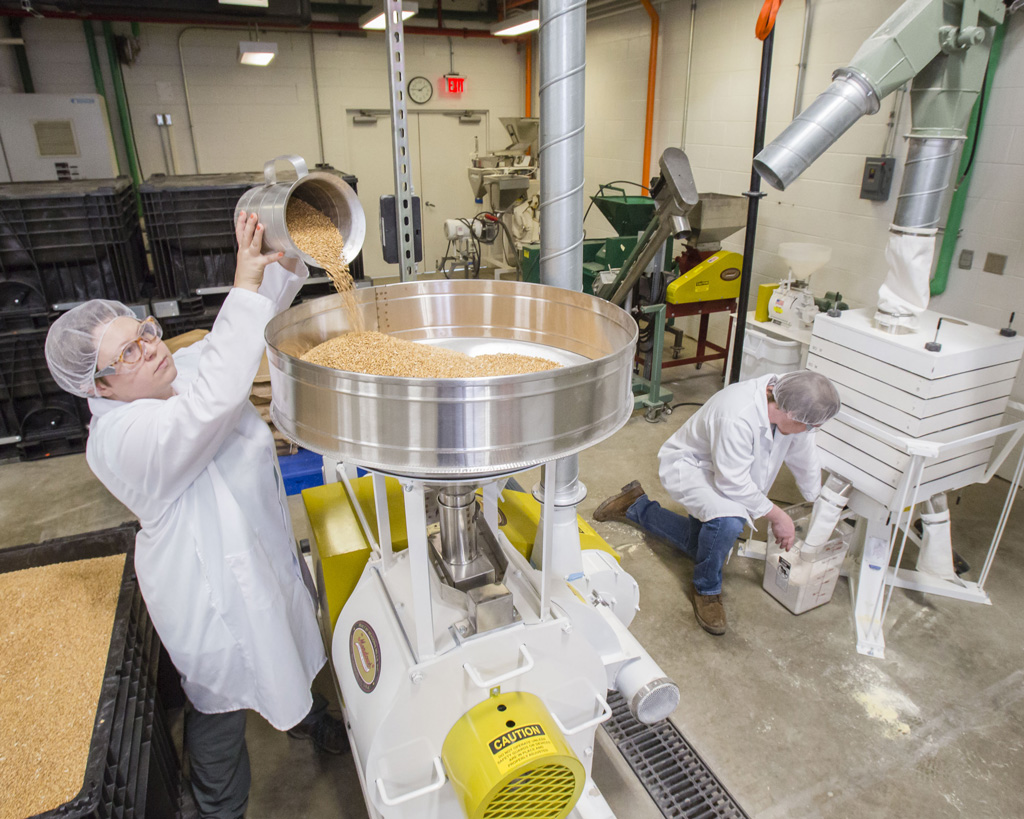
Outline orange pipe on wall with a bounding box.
[639,0,659,193]
[525,37,533,117]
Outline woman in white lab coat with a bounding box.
[593,371,840,636]
[45,212,345,819]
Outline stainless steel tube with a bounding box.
[539,0,588,524]
[538,0,586,292]
[437,489,478,566]
[754,69,879,191]
[892,137,960,230]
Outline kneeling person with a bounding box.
[594,371,840,636]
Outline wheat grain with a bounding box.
[0,554,125,819]
[286,198,364,332]
[301,331,560,378]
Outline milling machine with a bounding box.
[267,279,681,818]
[454,118,540,276]
[767,243,833,331]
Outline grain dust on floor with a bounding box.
[0,554,125,819]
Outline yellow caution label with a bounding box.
[488,724,556,775]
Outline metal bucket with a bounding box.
[234,155,365,268]
[264,279,638,480]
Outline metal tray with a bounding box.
[265,279,637,479]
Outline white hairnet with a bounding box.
[45,300,137,398]
[772,370,841,427]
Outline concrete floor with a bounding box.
[3,361,1024,818]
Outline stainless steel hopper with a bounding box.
[265,279,637,479]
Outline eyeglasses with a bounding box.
[95,317,163,378]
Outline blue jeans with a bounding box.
[626,495,745,596]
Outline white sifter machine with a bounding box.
[753,0,1024,656]
[266,279,681,819]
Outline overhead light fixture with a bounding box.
[238,40,278,66]
[491,11,539,37]
[359,1,419,31]
[219,0,270,6]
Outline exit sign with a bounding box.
[445,74,465,94]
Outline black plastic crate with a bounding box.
[0,327,91,458]
[141,168,364,301]
[0,178,149,324]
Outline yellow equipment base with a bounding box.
[302,478,619,639]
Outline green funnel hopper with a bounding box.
[592,193,655,236]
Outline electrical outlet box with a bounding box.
[984,253,1007,275]
[379,195,423,265]
[860,156,895,201]
[959,249,974,269]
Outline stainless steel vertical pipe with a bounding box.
[537,0,588,571]
[539,0,586,292]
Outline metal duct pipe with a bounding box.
[893,136,960,230]
[538,0,585,293]
[538,0,587,565]
[754,69,879,190]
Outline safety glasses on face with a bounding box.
[95,317,163,378]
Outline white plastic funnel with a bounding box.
[779,242,832,280]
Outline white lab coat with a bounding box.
[87,263,326,730]
[658,374,822,525]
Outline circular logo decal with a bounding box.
[720,268,741,281]
[350,620,381,693]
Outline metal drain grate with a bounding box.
[602,690,750,819]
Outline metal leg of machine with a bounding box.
[633,303,672,422]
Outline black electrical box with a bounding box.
[379,195,423,265]
[860,156,895,201]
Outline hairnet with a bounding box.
[45,300,138,398]
[772,370,841,427]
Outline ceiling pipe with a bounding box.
[525,35,533,116]
[0,9,496,38]
[639,0,658,192]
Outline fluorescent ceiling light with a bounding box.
[238,41,278,66]
[360,2,419,30]
[491,11,539,37]
[219,0,270,6]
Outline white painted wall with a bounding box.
[2,6,1023,354]
[583,0,1024,397]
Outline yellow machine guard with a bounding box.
[302,479,619,639]
[666,250,743,305]
[442,692,585,819]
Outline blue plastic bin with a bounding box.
[278,448,324,496]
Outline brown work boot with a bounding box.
[593,481,645,522]
[692,585,727,635]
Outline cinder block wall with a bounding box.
[0,19,525,279]
[2,5,1022,387]
[586,0,1024,393]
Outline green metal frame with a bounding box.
[102,22,143,215]
[632,303,673,418]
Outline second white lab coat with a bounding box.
[658,373,822,525]
[86,263,326,730]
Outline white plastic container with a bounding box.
[740,325,802,381]
[763,503,853,614]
